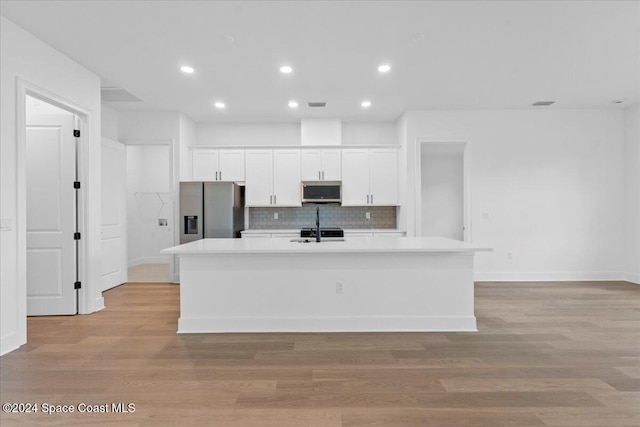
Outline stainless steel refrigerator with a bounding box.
[180,182,244,244]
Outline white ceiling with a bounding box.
[2,1,638,123]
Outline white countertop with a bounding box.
[162,236,491,255]
[240,229,405,234]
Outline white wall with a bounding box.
[179,114,196,182]
[118,111,181,280]
[421,148,464,240]
[400,109,626,281]
[342,122,396,145]
[195,123,300,146]
[1,17,102,355]
[126,145,173,267]
[624,106,640,284]
[194,122,396,147]
[101,104,119,140]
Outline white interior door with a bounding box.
[101,137,127,291]
[26,113,77,315]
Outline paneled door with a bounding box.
[101,137,127,291]
[26,114,77,315]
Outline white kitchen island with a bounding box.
[162,237,490,333]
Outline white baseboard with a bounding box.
[93,296,105,312]
[474,271,627,282]
[625,272,640,284]
[127,256,170,268]
[178,315,477,334]
[0,331,25,356]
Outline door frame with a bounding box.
[414,137,472,242]
[15,78,94,332]
[120,138,177,283]
[101,137,128,291]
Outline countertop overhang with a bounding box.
[162,236,492,255]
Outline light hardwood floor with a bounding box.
[1,281,638,426]
[127,263,170,283]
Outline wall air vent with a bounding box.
[532,101,555,106]
[308,102,326,107]
[101,87,143,102]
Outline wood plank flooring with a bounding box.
[1,281,638,426]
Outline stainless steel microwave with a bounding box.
[301,181,341,204]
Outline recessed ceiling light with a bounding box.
[532,101,555,106]
[288,100,298,109]
[377,64,391,73]
[180,65,194,74]
[280,65,293,74]
[361,100,372,108]
[214,101,226,109]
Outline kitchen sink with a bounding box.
[289,238,346,243]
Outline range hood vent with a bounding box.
[307,102,326,107]
[101,87,143,102]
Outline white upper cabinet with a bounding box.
[300,149,341,181]
[341,148,398,206]
[370,148,398,206]
[341,149,370,205]
[273,149,301,206]
[245,149,273,206]
[245,149,301,207]
[218,149,245,182]
[192,149,219,181]
[192,148,245,182]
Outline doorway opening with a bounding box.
[25,95,82,315]
[416,139,471,241]
[124,142,174,283]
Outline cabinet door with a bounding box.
[370,149,398,206]
[218,149,245,182]
[273,149,301,206]
[192,149,219,181]
[341,149,370,206]
[300,149,323,181]
[245,150,273,206]
[321,149,341,180]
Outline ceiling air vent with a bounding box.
[532,101,555,106]
[307,102,326,108]
[101,87,142,102]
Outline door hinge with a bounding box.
[74,181,81,189]
[74,281,81,290]
[73,130,80,137]
[74,232,81,240]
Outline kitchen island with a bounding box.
[162,237,490,333]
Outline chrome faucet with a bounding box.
[316,206,321,242]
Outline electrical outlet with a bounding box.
[273,212,278,220]
[365,212,371,220]
[336,282,344,294]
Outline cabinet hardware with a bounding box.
[219,171,222,180]
[270,195,273,204]
[322,171,325,180]
[274,195,277,204]
[371,194,374,204]
[367,194,370,204]
[319,171,321,180]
